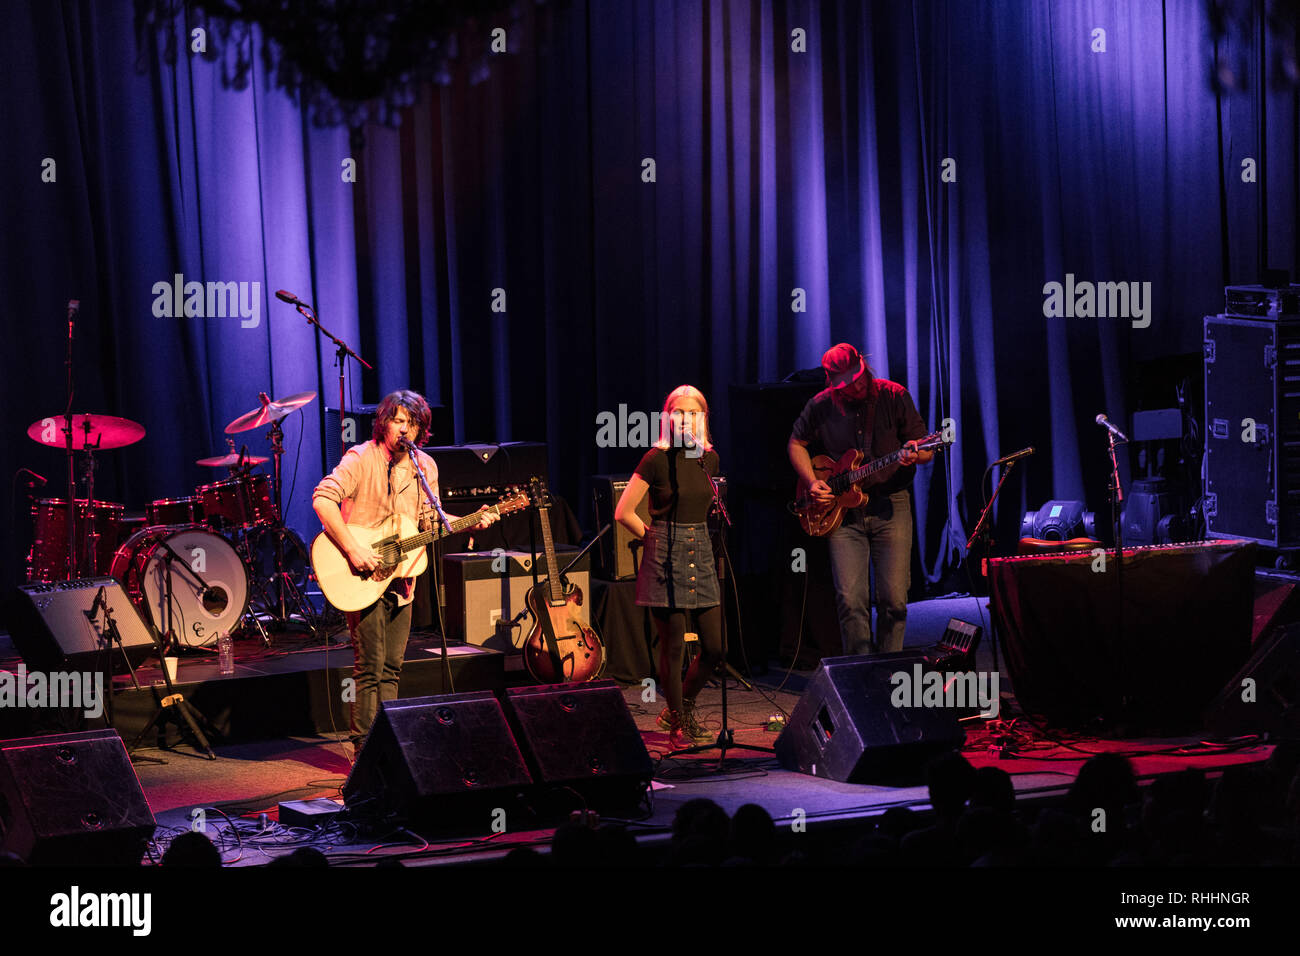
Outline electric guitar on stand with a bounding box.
[311,489,528,612]
[522,477,605,683]
[792,431,949,536]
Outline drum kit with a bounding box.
[25,391,323,651]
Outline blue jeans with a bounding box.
[825,490,912,656]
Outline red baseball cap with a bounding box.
[822,343,867,390]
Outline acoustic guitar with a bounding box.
[311,490,528,612]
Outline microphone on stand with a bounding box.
[1095,414,1129,442]
[87,585,106,620]
[991,446,1035,468]
[682,424,710,461]
[275,290,305,305]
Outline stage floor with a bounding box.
[129,677,1274,867]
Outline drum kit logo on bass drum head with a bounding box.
[26,391,321,649]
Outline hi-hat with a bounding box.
[27,413,145,450]
[225,391,317,434]
[197,452,270,467]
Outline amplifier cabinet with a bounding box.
[591,475,650,581]
[1204,314,1300,548]
[441,548,589,651]
[591,473,728,581]
[422,442,548,501]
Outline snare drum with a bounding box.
[197,473,276,529]
[110,526,249,648]
[28,498,124,581]
[147,496,205,527]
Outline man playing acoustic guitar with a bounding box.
[313,390,496,750]
[787,345,933,656]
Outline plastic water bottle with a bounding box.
[218,632,235,675]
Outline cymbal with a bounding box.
[225,390,317,434]
[196,452,270,467]
[27,413,146,450]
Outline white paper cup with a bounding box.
[163,656,179,682]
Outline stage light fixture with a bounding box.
[1020,500,1097,541]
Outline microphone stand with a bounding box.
[668,442,772,763]
[404,440,456,689]
[63,300,77,579]
[966,456,1023,684]
[1105,428,1130,729]
[289,298,372,466]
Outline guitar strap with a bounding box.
[861,381,880,456]
[852,383,880,517]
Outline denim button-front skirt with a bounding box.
[634,521,720,609]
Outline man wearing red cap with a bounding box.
[787,345,933,656]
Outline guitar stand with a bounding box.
[128,546,217,759]
[127,625,217,761]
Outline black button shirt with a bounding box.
[791,378,928,497]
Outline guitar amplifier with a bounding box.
[441,548,589,651]
[591,475,650,581]
[590,474,727,581]
[4,578,157,671]
[422,442,548,500]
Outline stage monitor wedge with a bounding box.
[775,655,965,784]
[0,729,156,865]
[342,691,534,830]
[503,680,653,811]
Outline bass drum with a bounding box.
[111,526,249,648]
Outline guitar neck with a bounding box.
[537,504,564,605]
[833,432,942,491]
[834,449,907,490]
[393,507,493,554]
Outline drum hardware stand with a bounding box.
[236,584,273,647]
[241,531,321,640]
[260,417,323,638]
[77,435,102,578]
[667,457,773,763]
[63,299,78,580]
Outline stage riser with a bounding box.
[3,652,505,746]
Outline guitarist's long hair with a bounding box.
[372,389,432,444]
[654,384,714,453]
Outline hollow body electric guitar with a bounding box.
[311,490,529,612]
[792,431,948,537]
[522,478,605,683]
